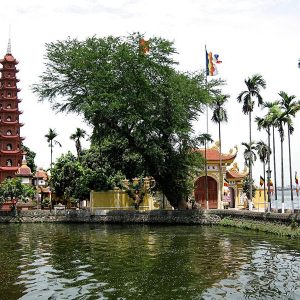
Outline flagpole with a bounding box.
[205,45,209,135]
[204,45,209,210]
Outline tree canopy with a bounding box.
[33,33,220,208]
[21,144,37,173]
[0,178,35,206]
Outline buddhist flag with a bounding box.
[260,176,264,186]
[139,38,150,54]
[206,47,222,76]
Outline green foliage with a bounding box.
[21,144,37,173]
[33,33,220,208]
[122,176,156,209]
[220,217,300,238]
[242,176,257,200]
[0,178,35,205]
[50,149,125,202]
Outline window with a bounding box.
[6,116,11,121]
[7,92,11,98]
[6,159,12,166]
[7,104,11,109]
[6,144,12,150]
[6,130,12,135]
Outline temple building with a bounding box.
[0,38,24,182]
[194,143,248,209]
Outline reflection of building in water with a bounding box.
[194,142,248,209]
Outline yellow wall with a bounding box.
[90,190,154,211]
[253,188,268,211]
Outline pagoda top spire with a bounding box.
[7,25,12,55]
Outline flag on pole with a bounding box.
[267,178,274,195]
[206,47,222,76]
[223,178,229,196]
[260,176,264,186]
[296,171,299,196]
[139,38,150,54]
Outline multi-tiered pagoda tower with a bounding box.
[0,39,24,182]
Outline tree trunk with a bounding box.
[281,138,284,213]
[267,126,271,212]
[249,111,253,210]
[263,161,266,211]
[50,140,53,171]
[287,125,294,213]
[219,121,223,209]
[272,126,278,210]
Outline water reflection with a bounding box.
[0,224,300,299]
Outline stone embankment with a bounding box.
[0,209,300,226]
[0,209,220,224]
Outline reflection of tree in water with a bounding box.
[0,224,24,299]
[201,233,300,299]
[2,224,300,299]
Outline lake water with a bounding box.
[1,223,300,300]
[270,190,300,210]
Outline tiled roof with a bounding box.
[195,148,237,162]
[226,169,246,179]
[35,169,48,180]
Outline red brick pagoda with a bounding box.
[0,38,24,182]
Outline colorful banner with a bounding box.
[206,48,222,76]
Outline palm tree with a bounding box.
[242,141,257,209]
[237,74,266,209]
[45,128,61,170]
[276,111,293,213]
[255,140,271,211]
[256,114,273,211]
[70,128,87,159]
[278,91,300,213]
[211,94,229,208]
[198,133,214,209]
[263,101,281,210]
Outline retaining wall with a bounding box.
[0,209,299,225]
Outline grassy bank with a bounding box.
[220,217,300,238]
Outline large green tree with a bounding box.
[33,33,216,208]
[237,74,266,209]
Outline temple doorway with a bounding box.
[194,176,218,209]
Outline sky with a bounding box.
[1,0,300,187]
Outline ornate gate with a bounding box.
[194,176,218,209]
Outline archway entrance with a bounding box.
[229,187,235,208]
[194,176,218,209]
